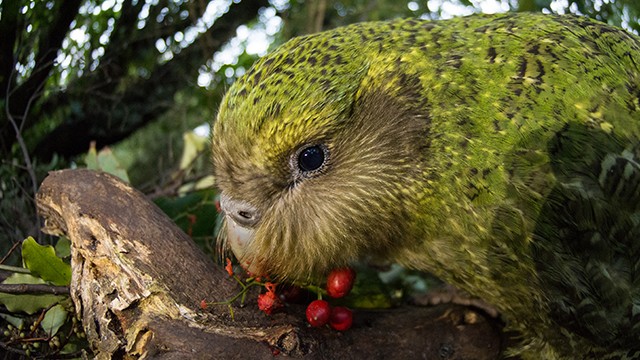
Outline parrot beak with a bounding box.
[219,193,260,272]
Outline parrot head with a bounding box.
[211,28,429,280]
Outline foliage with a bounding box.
[1,0,269,161]
[21,237,71,287]
[0,0,268,248]
[0,237,88,358]
[0,155,61,263]
[155,188,220,252]
[85,143,130,183]
[0,273,66,315]
[280,0,640,37]
[543,0,640,33]
[110,85,219,187]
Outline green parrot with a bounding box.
[211,12,640,359]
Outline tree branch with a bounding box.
[0,283,69,296]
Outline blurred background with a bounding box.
[1,0,639,259]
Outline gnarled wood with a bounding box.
[36,169,502,359]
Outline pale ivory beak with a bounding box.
[219,193,260,273]
[224,215,256,270]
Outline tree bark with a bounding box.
[36,169,503,359]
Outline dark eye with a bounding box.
[298,145,325,172]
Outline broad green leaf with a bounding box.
[0,314,24,329]
[0,274,66,314]
[97,147,130,183]
[41,304,68,336]
[22,237,71,286]
[55,236,71,258]
[84,142,130,183]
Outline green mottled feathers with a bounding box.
[212,13,640,359]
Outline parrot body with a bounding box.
[211,13,640,359]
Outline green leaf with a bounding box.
[97,147,130,183]
[54,236,71,258]
[22,237,71,286]
[84,142,130,183]
[41,304,68,336]
[61,342,80,354]
[0,274,66,314]
[0,314,25,329]
[84,143,99,169]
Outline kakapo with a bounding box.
[211,12,640,359]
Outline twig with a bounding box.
[0,283,69,295]
[0,241,22,265]
[0,338,88,359]
[0,264,30,274]
[0,340,28,357]
[4,67,40,199]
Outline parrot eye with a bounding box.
[298,145,325,172]
[292,144,329,179]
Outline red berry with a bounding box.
[306,300,331,327]
[257,291,282,315]
[329,306,353,331]
[326,267,356,298]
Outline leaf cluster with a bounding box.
[0,237,89,358]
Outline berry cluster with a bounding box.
[305,267,356,331]
[203,261,357,331]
